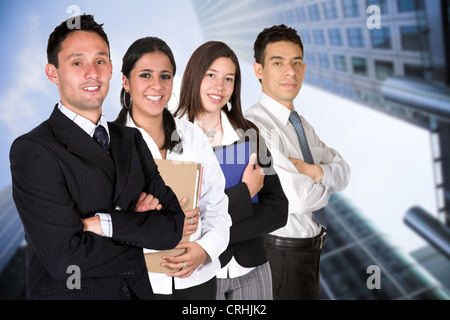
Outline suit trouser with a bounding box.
[216,261,272,300]
[265,236,322,300]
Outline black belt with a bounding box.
[265,230,327,250]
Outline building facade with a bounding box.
[192,0,448,127]
[192,0,450,299]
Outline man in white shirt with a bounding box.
[245,24,350,299]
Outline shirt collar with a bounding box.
[58,102,110,140]
[259,92,295,126]
[125,111,163,159]
[220,110,240,145]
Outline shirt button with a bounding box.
[115,206,121,211]
[121,285,129,294]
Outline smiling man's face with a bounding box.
[46,30,112,116]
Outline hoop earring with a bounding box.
[172,92,179,108]
[123,89,131,110]
[227,101,232,111]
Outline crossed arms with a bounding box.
[10,134,185,280]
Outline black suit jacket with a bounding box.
[218,133,288,268]
[10,106,184,300]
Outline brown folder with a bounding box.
[144,159,202,273]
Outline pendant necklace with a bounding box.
[154,131,163,142]
[199,118,221,138]
[153,130,164,150]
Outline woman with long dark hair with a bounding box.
[174,41,288,300]
[115,37,231,299]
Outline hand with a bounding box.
[289,157,324,182]
[179,198,200,236]
[134,192,163,212]
[162,242,209,278]
[81,216,103,236]
[242,153,264,198]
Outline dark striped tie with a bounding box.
[289,111,327,229]
[94,125,110,155]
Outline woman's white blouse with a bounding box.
[126,113,231,294]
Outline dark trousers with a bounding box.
[154,276,217,300]
[266,239,322,300]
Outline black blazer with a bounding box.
[218,133,288,268]
[10,106,184,300]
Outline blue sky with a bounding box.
[0,0,206,188]
[0,0,439,254]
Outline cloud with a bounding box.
[0,14,52,138]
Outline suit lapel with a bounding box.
[49,106,116,184]
[109,124,132,203]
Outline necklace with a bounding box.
[199,119,221,138]
[154,131,163,143]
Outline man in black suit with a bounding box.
[9,14,185,300]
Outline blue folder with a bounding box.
[213,141,258,203]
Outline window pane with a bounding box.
[367,0,388,14]
[318,53,331,68]
[296,7,307,22]
[329,28,343,46]
[308,4,321,21]
[404,64,425,79]
[314,29,326,45]
[342,0,360,17]
[401,26,422,51]
[375,60,394,80]
[323,0,338,19]
[371,28,392,49]
[305,52,316,66]
[301,29,312,44]
[347,28,364,47]
[334,54,347,71]
[352,57,367,75]
[398,0,425,12]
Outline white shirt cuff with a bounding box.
[95,213,113,237]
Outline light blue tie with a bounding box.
[289,111,327,229]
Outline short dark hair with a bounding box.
[47,14,110,68]
[253,24,303,66]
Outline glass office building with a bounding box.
[192,0,450,299]
[192,1,450,229]
[0,186,26,299]
[192,0,448,128]
[0,186,25,273]
[322,194,449,299]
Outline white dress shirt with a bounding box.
[125,113,231,294]
[194,111,256,279]
[245,93,351,239]
[58,102,110,141]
